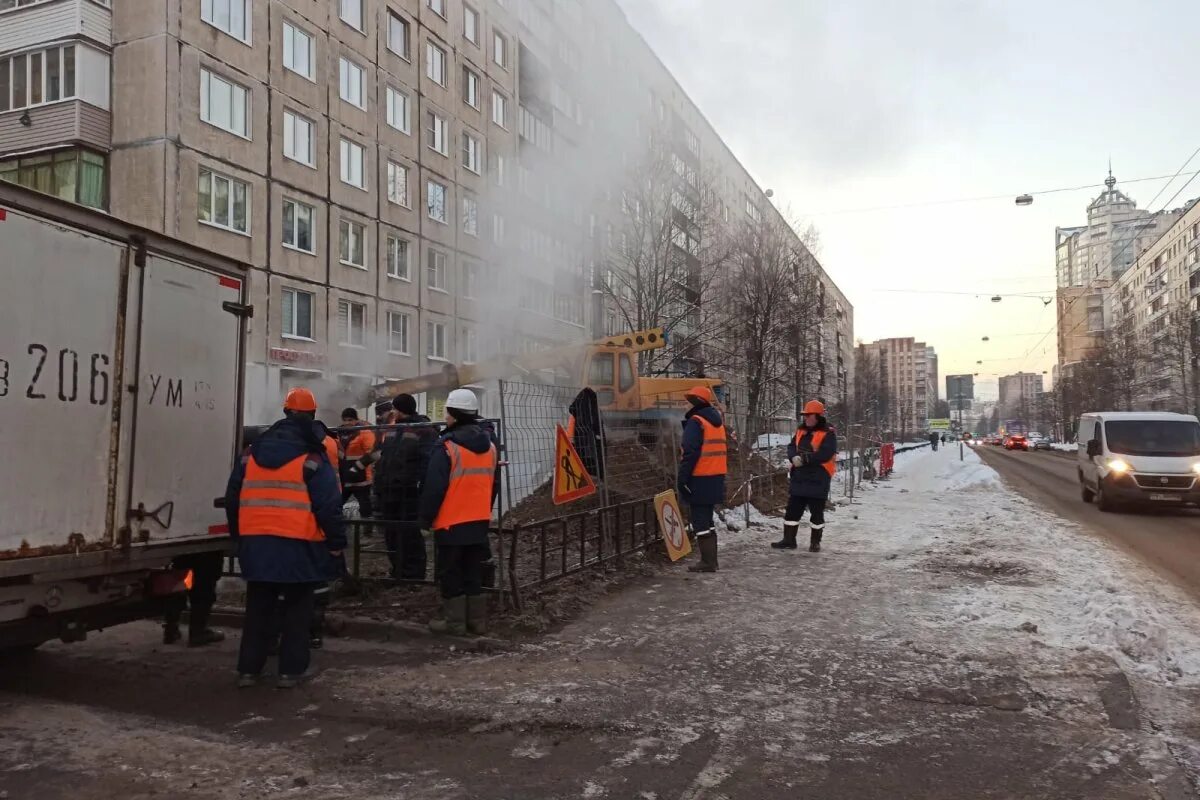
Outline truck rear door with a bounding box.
[125,254,245,543]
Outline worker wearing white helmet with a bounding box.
[418,388,499,636]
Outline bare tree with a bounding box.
[1154,301,1200,413]
[1097,315,1145,411]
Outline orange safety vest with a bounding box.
[237,454,324,542]
[794,428,837,477]
[324,436,340,486]
[689,414,727,477]
[343,425,376,486]
[432,441,498,531]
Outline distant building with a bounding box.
[946,374,974,411]
[860,337,937,434]
[998,372,1044,419]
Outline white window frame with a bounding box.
[200,0,250,44]
[464,4,479,44]
[337,299,366,347]
[339,137,366,189]
[199,68,249,138]
[462,194,478,237]
[197,168,250,235]
[339,217,366,268]
[281,287,315,340]
[386,160,410,207]
[462,131,482,173]
[428,0,446,18]
[282,110,315,167]
[427,179,447,224]
[338,57,364,109]
[461,326,478,364]
[426,111,449,156]
[462,260,479,297]
[386,235,411,281]
[426,41,446,86]
[462,66,480,109]
[426,320,448,360]
[387,310,411,354]
[387,11,411,60]
[281,197,315,254]
[281,22,313,80]
[338,0,363,31]
[385,86,411,134]
[491,90,507,128]
[493,30,508,69]
[427,248,447,292]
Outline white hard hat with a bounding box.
[446,388,480,414]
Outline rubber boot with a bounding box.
[809,529,823,553]
[466,595,489,636]
[162,622,182,645]
[771,524,799,550]
[428,596,468,636]
[688,533,719,573]
[187,607,225,647]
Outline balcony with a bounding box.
[0,0,110,54]
[0,99,109,155]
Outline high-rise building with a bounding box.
[1,0,853,424]
[860,337,937,434]
[998,372,1044,419]
[946,374,974,412]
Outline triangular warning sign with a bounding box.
[552,423,597,505]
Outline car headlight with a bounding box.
[1192,463,1200,476]
[1107,459,1131,474]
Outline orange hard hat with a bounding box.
[685,385,715,404]
[284,387,318,413]
[802,400,826,415]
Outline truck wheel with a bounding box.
[1096,481,1116,512]
[1080,482,1095,503]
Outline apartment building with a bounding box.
[860,337,936,434]
[998,372,1044,420]
[1108,197,1200,411]
[1,0,854,425]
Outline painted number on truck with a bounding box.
[0,346,110,405]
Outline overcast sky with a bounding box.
[617,0,1200,399]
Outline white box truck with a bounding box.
[0,184,250,651]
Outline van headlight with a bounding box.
[1193,463,1200,476]
[1107,459,1131,474]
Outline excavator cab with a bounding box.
[581,348,640,411]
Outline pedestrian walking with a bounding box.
[678,386,727,573]
[338,408,377,518]
[376,393,437,581]
[772,400,837,553]
[225,388,345,689]
[419,389,499,636]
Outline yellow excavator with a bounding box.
[370,327,722,418]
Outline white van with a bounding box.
[1077,412,1200,511]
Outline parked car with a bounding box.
[1005,435,1028,451]
[1078,411,1200,511]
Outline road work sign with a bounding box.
[654,490,692,561]
[552,423,597,504]
[929,418,952,431]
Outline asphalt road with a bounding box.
[973,443,1200,601]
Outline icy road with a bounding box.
[2,447,1199,799]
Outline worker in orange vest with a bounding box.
[338,408,377,518]
[773,400,838,553]
[225,387,345,689]
[419,389,499,636]
[678,386,727,573]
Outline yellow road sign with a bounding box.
[552,423,597,504]
[654,490,692,561]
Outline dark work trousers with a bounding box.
[383,487,426,580]
[238,581,316,677]
[342,485,374,519]
[688,504,716,536]
[164,550,225,633]
[435,543,490,598]
[784,496,827,529]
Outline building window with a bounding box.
[426,41,446,86]
[428,0,446,17]
[282,22,313,79]
[462,194,478,236]
[427,180,447,223]
[461,327,478,363]
[339,218,366,267]
[427,248,447,291]
[339,138,365,189]
[386,235,410,281]
[462,132,482,173]
[281,287,313,339]
[338,0,363,30]
[387,11,411,59]
[426,111,449,156]
[386,160,409,207]
[493,31,508,68]
[197,168,249,234]
[200,0,249,42]
[464,5,479,43]
[492,212,505,244]
[463,260,479,297]
[200,68,249,138]
[281,198,314,253]
[337,299,366,347]
[282,111,314,167]
[0,148,105,209]
[493,153,506,186]
[426,320,447,360]
[387,311,410,354]
[385,86,411,134]
[491,90,507,128]
[338,57,364,108]
[0,46,76,112]
[462,66,480,109]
